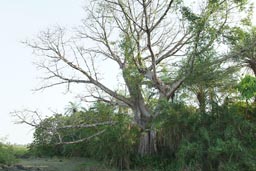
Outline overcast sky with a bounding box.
[0,1,255,145]
[0,0,84,144]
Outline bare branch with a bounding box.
[11,110,43,127]
[57,121,116,130]
[56,129,106,145]
[150,0,174,32]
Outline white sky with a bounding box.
[0,1,255,145]
[0,0,84,144]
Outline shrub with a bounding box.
[0,143,17,165]
[175,105,256,171]
[87,114,139,170]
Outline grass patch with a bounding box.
[12,145,29,158]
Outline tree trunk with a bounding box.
[132,102,158,156]
[197,91,206,113]
[138,129,157,155]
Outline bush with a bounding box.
[148,101,256,171]
[87,114,139,170]
[175,105,256,171]
[28,103,139,170]
[27,101,256,171]
[0,143,17,165]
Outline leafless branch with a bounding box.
[56,129,106,145]
[57,121,116,129]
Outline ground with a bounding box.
[0,157,140,171]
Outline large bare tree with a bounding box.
[24,0,250,155]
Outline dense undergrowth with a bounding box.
[25,101,256,171]
[1,102,256,170]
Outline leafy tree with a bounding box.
[24,0,251,156]
[228,26,256,75]
[182,48,237,113]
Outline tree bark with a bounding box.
[132,102,158,156]
[138,129,157,155]
[197,91,206,113]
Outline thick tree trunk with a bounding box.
[138,129,157,155]
[133,103,158,156]
[123,69,159,156]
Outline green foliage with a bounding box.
[87,114,139,169]
[120,33,144,97]
[28,114,67,157]
[227,26,256,76]
[176,106,256,171]
[29,99,256,171]
[0,143,17,165]
[181,6,200,24]
[12,145,29,158]
[155,101,198,158]
[237,75,256,100]
[29,102,139,169]
[29,103,116,157]
[147,101,256,171]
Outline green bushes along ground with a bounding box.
[27,101,256,171]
